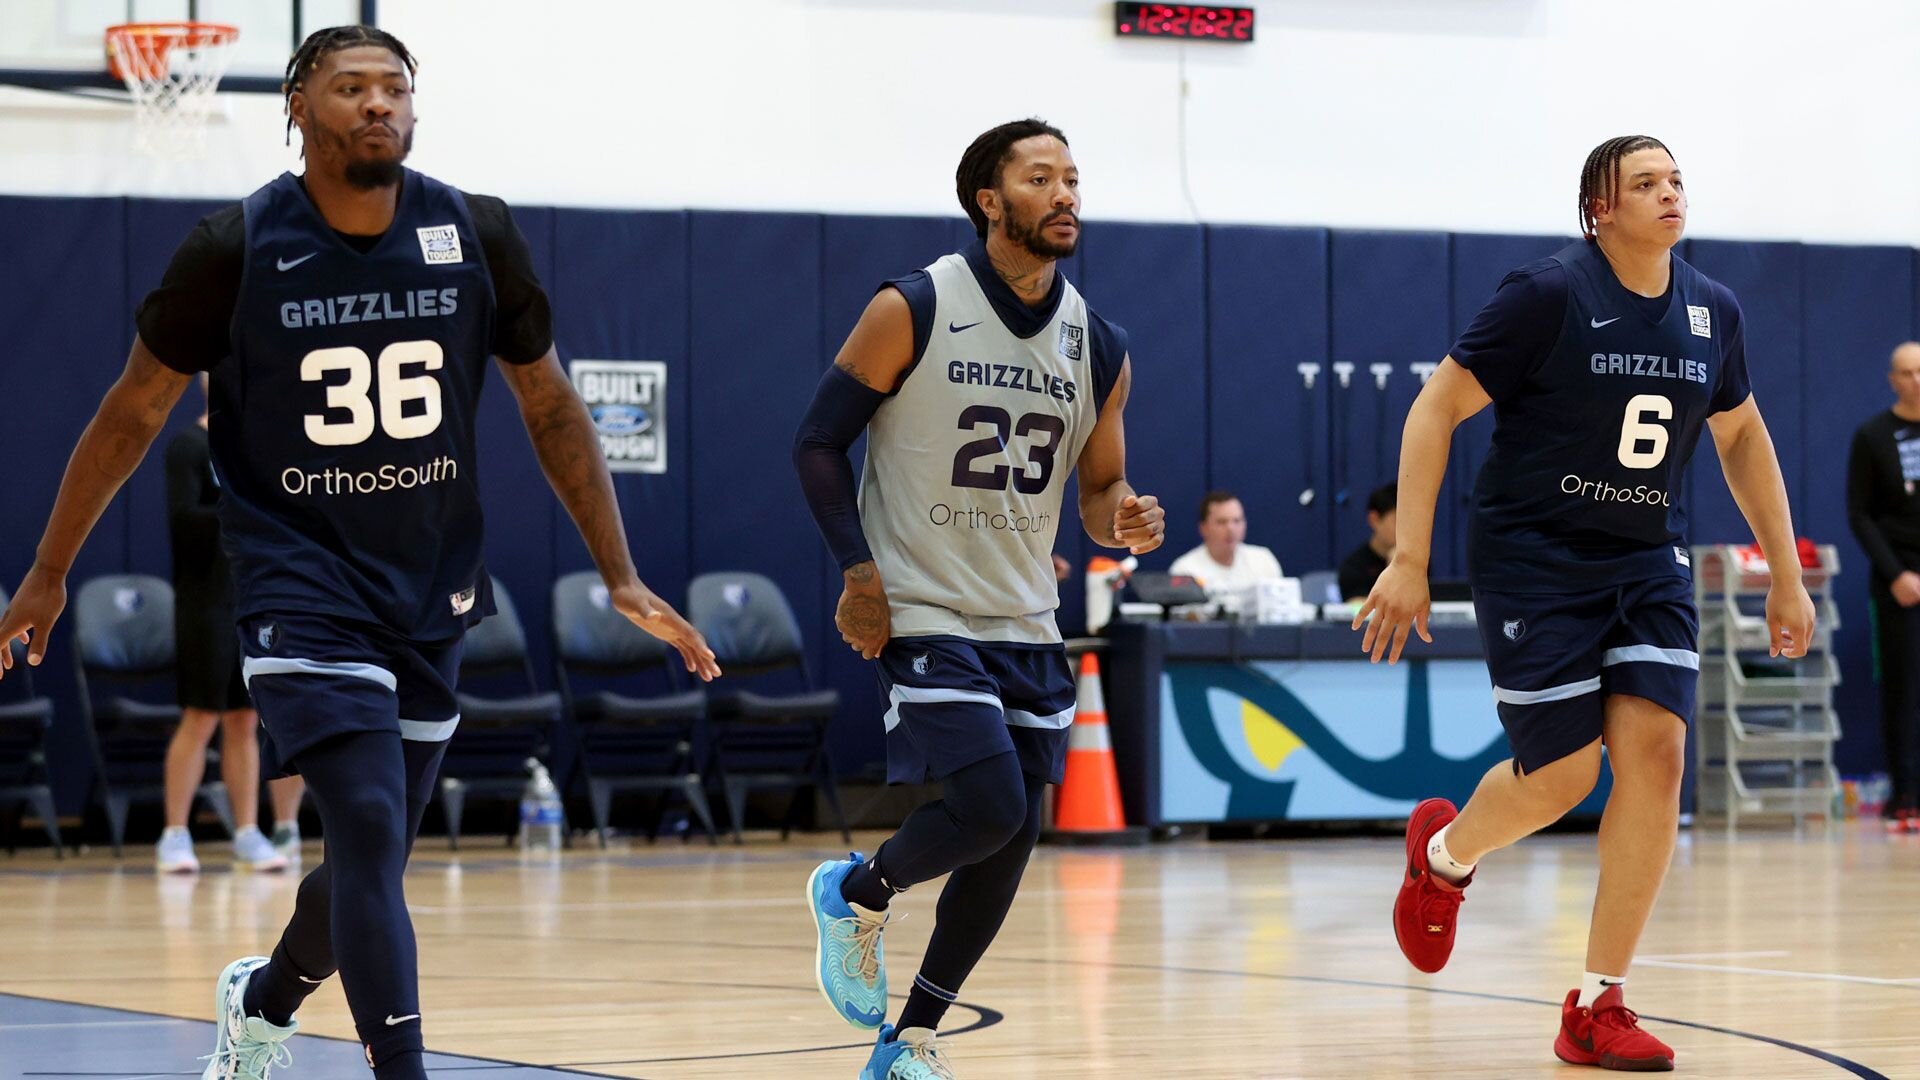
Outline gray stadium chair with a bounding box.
[71,574,233,856]
[550,570,717,847]
[688,572,848,845]
[0,583,65,857]
[439,574,565,849]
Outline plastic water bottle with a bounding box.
[518,758,564,851]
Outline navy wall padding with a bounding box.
[1206,226,1332,576]
[1329,231,1452,567]
[8,192,1916,820]
[1077,222,1208,578]
[0,197,135,813]
[1803,245,1912,775]
[1682,241,1806,548]
[1446,233,1572,578]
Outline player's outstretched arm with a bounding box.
[797,288,915,660]
[1355,357,1490,664]
[496,349,719,681]
[1075,358,1164,555]
[1707,396,1815,658]
[0,337,189,676]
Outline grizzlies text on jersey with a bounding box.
[862,243,1126,644]
[1452,241,1752,592]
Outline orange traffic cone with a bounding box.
[1045,652,1147,846]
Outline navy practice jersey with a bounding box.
[1452,241,1752,592]
[138,170,547,640]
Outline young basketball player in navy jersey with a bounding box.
[1356,136,1815,1071]
[794,119,1163,1079]
[0,26,718,1080]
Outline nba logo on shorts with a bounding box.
[257,623,277,651]
[1057,322,1084,361]
[1503,618,1525,642]
[416,224,463,265]
[912,654,930,676]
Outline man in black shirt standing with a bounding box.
[1847,340,1920,832]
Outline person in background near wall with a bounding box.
[159,373,300,874]
[1846,341,1920,833]
[1339,483,1398,602]
[1168,491,1282,615]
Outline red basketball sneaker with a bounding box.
[1554,986,1675,1071]
[1392,797,1470,973]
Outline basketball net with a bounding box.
[104,22,240,158]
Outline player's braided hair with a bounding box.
[1578,135,1672,240]
[281,25,417,147]
[956,118,1069,239]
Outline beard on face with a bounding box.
[311,115,412,190]
[1001,194,1078,259]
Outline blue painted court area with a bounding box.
[0,993,611,1079]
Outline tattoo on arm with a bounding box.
[845,561,876,584]
[508,358,634,579]
[837,593,888,637]
[834,358,876,389]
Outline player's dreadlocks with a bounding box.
[956,118,1069,239]
[1578,135,1672,240]
[281,25,417,147]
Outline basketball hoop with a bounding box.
[104,22,240,158]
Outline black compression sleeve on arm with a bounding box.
[794,365,887,570]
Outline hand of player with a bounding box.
[1114,494,1165,555]
[0,562,68,680]
[838,561,891,661]
[1353,557,1432,665]
[609,579,721,681]
[1893,571,1920,608]
[1766,578,1816,659]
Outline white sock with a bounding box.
[1577,971,1625,1008]
[160,826,190,842]
[234,825,262,839]
[1427,822,1476,883]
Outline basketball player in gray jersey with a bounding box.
[795,118,1162,1079]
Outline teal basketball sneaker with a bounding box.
[202,956,297,1079]
[860,1024,957,1080]
[807,852,890,1029]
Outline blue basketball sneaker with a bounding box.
[807,852,890,1029]
[861,1024,957,1080]
[201,956,296,1079]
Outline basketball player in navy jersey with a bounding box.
[1357,136,1815,1071]
[0,26,718,1080]
[794,118,1162,1079]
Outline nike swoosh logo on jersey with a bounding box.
[1590,316,1621,328]
[948,321,982,333]
[277,252,317,271]
[385,1013,420,1026]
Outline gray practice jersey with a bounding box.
[861,243,1128,644]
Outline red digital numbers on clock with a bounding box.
[1115,3,1256,42]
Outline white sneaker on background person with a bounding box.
[232,826,290,872]
[157,826,200,874]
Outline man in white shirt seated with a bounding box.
[1168,491,1283,616]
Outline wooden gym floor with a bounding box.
[0,824,1915,1078]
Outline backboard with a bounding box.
[0,1,377,95]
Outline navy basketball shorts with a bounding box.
[876,637,1077,786]
[238,611,464,774]
[1472,575,1698,774]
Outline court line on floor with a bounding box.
[1633,958,1920,987]
[410,928,1891,1076]
[990,955,1892,1080]
[1639,950,1793,961]
[0,992,646,1079]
